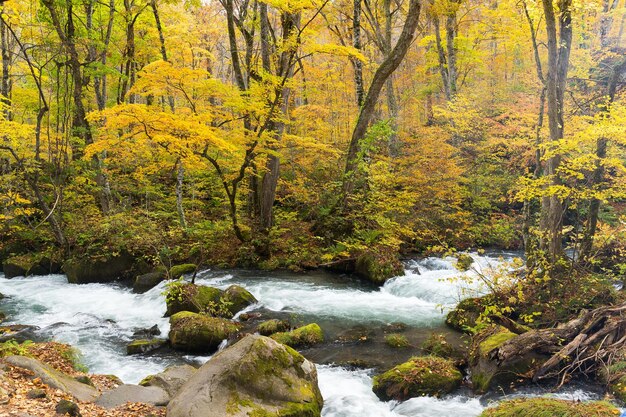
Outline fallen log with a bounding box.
[486,302,626,387]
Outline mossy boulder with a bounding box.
[598,359,626,402]
[133,270,167,293]
[455,253,474,271]
[2,254,60,278]
[55,399,81,416]
[372,356,462,401]
[139,364,197,398]
[355,250,404,285]
[469,326,541,393]
[167,334,323,417]
[165,283,223,316]
[271,323,324,348]
[384,334,410,348]
[479,398,620,417]
[222,285,257,315]
[422,333,456,359]
[169,311,241,353]
[126,339,166,355]
[169,264,197,279]
[257,319,290,336]
[63,253,136,284]
[446,297,485,333]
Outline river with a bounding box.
[0,252,607,416]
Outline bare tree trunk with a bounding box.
[0,13,11,120]
[343,0,421,198]
[150,0,175,112]
[445,3,458,96]
[433,16,451,100]
[176,161,187,228]
[353,0,364,107]
[383,0,399,156]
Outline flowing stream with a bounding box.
[0,252,607,416]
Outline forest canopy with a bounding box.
[0,0,625,279]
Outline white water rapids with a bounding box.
[0,252,607,416]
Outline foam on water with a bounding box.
[318,366,484,417]
[0,274,172,382]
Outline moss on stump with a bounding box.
[372,356,462,401]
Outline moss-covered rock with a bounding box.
[167,334,323,417]
[126,339,166,355]
[355,250,404,285]
[455,254,474,271]
[372,356,462,401]
[55,399,81,416]
[222,285,257,315]
[384,334,410,348]
[257,319,290,336]
[63,253,136,284]
[479,398,620,417]
[2,254,59,278]
[598,359,626,403]
[271,323,324,348]
[169,264,197,279]
[446,297,485,333]
[165,283,223,316]
[422,333,455,358]
[169,311,241,353]
[469,326,540,393]
[133,270,167,293]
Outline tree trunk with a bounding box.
[0,13,11,120]
[353,0,365,107]
[176,161,187,228]
[538,0,573,263]
[343,0,421,198]
[150,0,175,112]
[384,0,399,156]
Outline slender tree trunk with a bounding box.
[0,14,11,120]
[433,16,451,100]
[176,161,187,228]
[445,4,458,96]
[383,0,399,156]
[353,0,364,107]
[539,0,573,263]
[343,0,421,198]
[150,0,175,112]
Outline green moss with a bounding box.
[478,330,516,356]
[422,333,455,358]
[139,374,154,386]
[271,323,324,348]
[165,283,223,316]
[355,251,404,285]
[445,297,485,333]
[384,334,410,348]
[169,312,241,353]
[372,356,462,401]
[257,319,290,336]
[455,254,474,271]
[479,398,620,417]
[223,285,257,315]
[169,264,197,279]
[126,338,165,355]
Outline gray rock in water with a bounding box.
[0,325,40,343]
[5,356,100,402]
[96,384,169,408]
[167,334,323,417]
[133,271,166,293]
[126,338,166,355]
[139,364,196,398]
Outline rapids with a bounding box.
[0,252,608,416]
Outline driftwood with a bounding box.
[488,302,626,387]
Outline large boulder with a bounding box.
[4,355,100,402]
[446,297,485,333]
[96,384,169,408]
[165,283,223,317]
[2,254,60,278]
[63,253,135,284]
[479,398,619,417]
[169,264,197,279]
[257,319,290,336]
[222,285,257,316]
[169,311,241,353]
[372,356,462,401]
[468,326,539,393]
[139,364,196,398]
[133,270,167,293]
[271,323,324,348]
[355,250,404,285]
[167,334,323,417]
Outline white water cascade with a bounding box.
[0,252,607,416]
